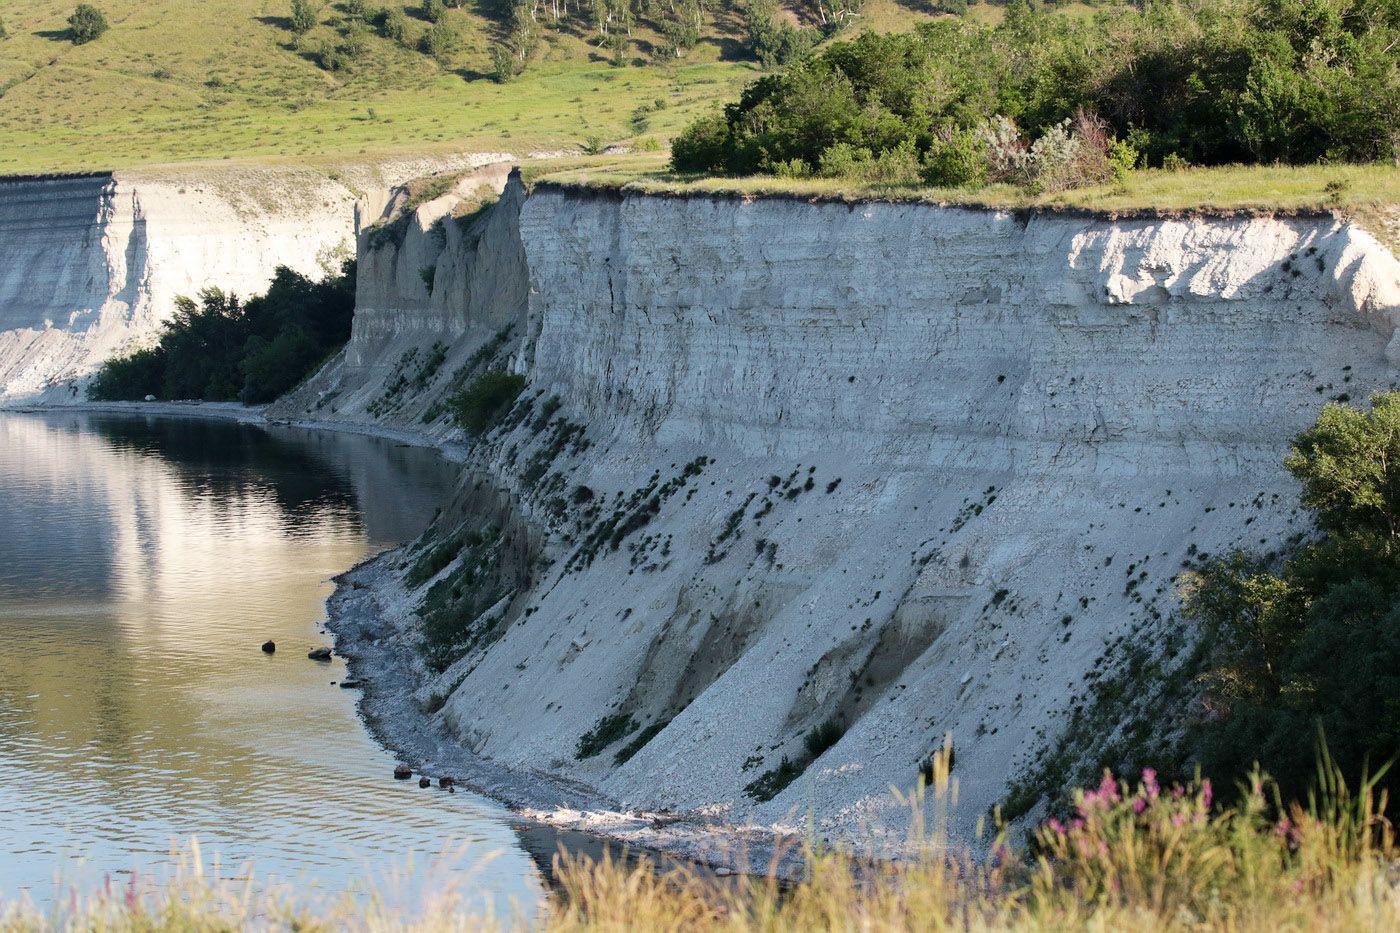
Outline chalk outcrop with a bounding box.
[271,175,1400,847]
[0,155,512,403]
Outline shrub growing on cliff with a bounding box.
[1180,393,1400,805]
[450,371,526,435]
[68,5,108,44]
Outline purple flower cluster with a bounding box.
[1036,768,1220,875]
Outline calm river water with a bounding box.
[0,410,556,916]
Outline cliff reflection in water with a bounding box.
[0,411,545,914]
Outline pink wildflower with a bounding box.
[1142,768,1160,799]
[1099,771,1120,804]
[1133,797,1148,814]
[1202,779,1213,808]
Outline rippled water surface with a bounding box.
[0,411,552,913]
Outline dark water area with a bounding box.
[0,410,583,916]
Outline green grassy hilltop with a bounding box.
[0,0,915,173]
[0,0,1125,174]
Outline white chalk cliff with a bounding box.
[0,156,511,403]
[10,159,1397,844]
[273,175,1400,845]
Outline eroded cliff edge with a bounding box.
[273,174,1400,848]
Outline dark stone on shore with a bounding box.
[261,640,276,654]
[307,647,332,661]
[438,776,455,788]
[393,764,412,780]
[339,680,363,689]
[419,777,431,788]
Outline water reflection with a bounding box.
[0,411,548,915]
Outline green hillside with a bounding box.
[0,0,926,173]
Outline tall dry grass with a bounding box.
[4,746,1398,931]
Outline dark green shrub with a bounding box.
[68,4,109,44]
[804,716,845,758]
[450,371,526,435]
[576,712,637,759]
[419,20,454,61]
[744,756,803,801]
[289,0,319,35]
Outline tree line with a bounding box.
[89,263,355,404]
[673,0,1400,187]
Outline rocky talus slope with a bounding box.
[270,174,1400,847]
[0,155,510,403]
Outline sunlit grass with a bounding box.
[529,156,1400,253]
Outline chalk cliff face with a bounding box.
[218,179,1400,843]
[0,156,513,403]
[273,162,524,425]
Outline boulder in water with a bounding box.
[307,646,332,661]
[393,764,412,780]
[418,777,431,788]
[261,640,276,654]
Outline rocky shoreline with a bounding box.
[323,522,801,878]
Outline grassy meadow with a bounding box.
[0,1,1121,175]
[0,0,869,174]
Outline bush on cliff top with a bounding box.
[673,0,1400,183]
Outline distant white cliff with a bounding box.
[0,156,511,403]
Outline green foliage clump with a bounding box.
[450,371,526,435]
[89,262,355,404]
[744,756,803,801]
[378,7,409,42]
[289,0,319,35]
[743,0,815,70]
[68,4,109,44]
[1182,393,1400,805]
[576,712,637,759]
[420,20,456,62]
[803,716,845,758]
[673,1,1400,181]
[613,719,669,766]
